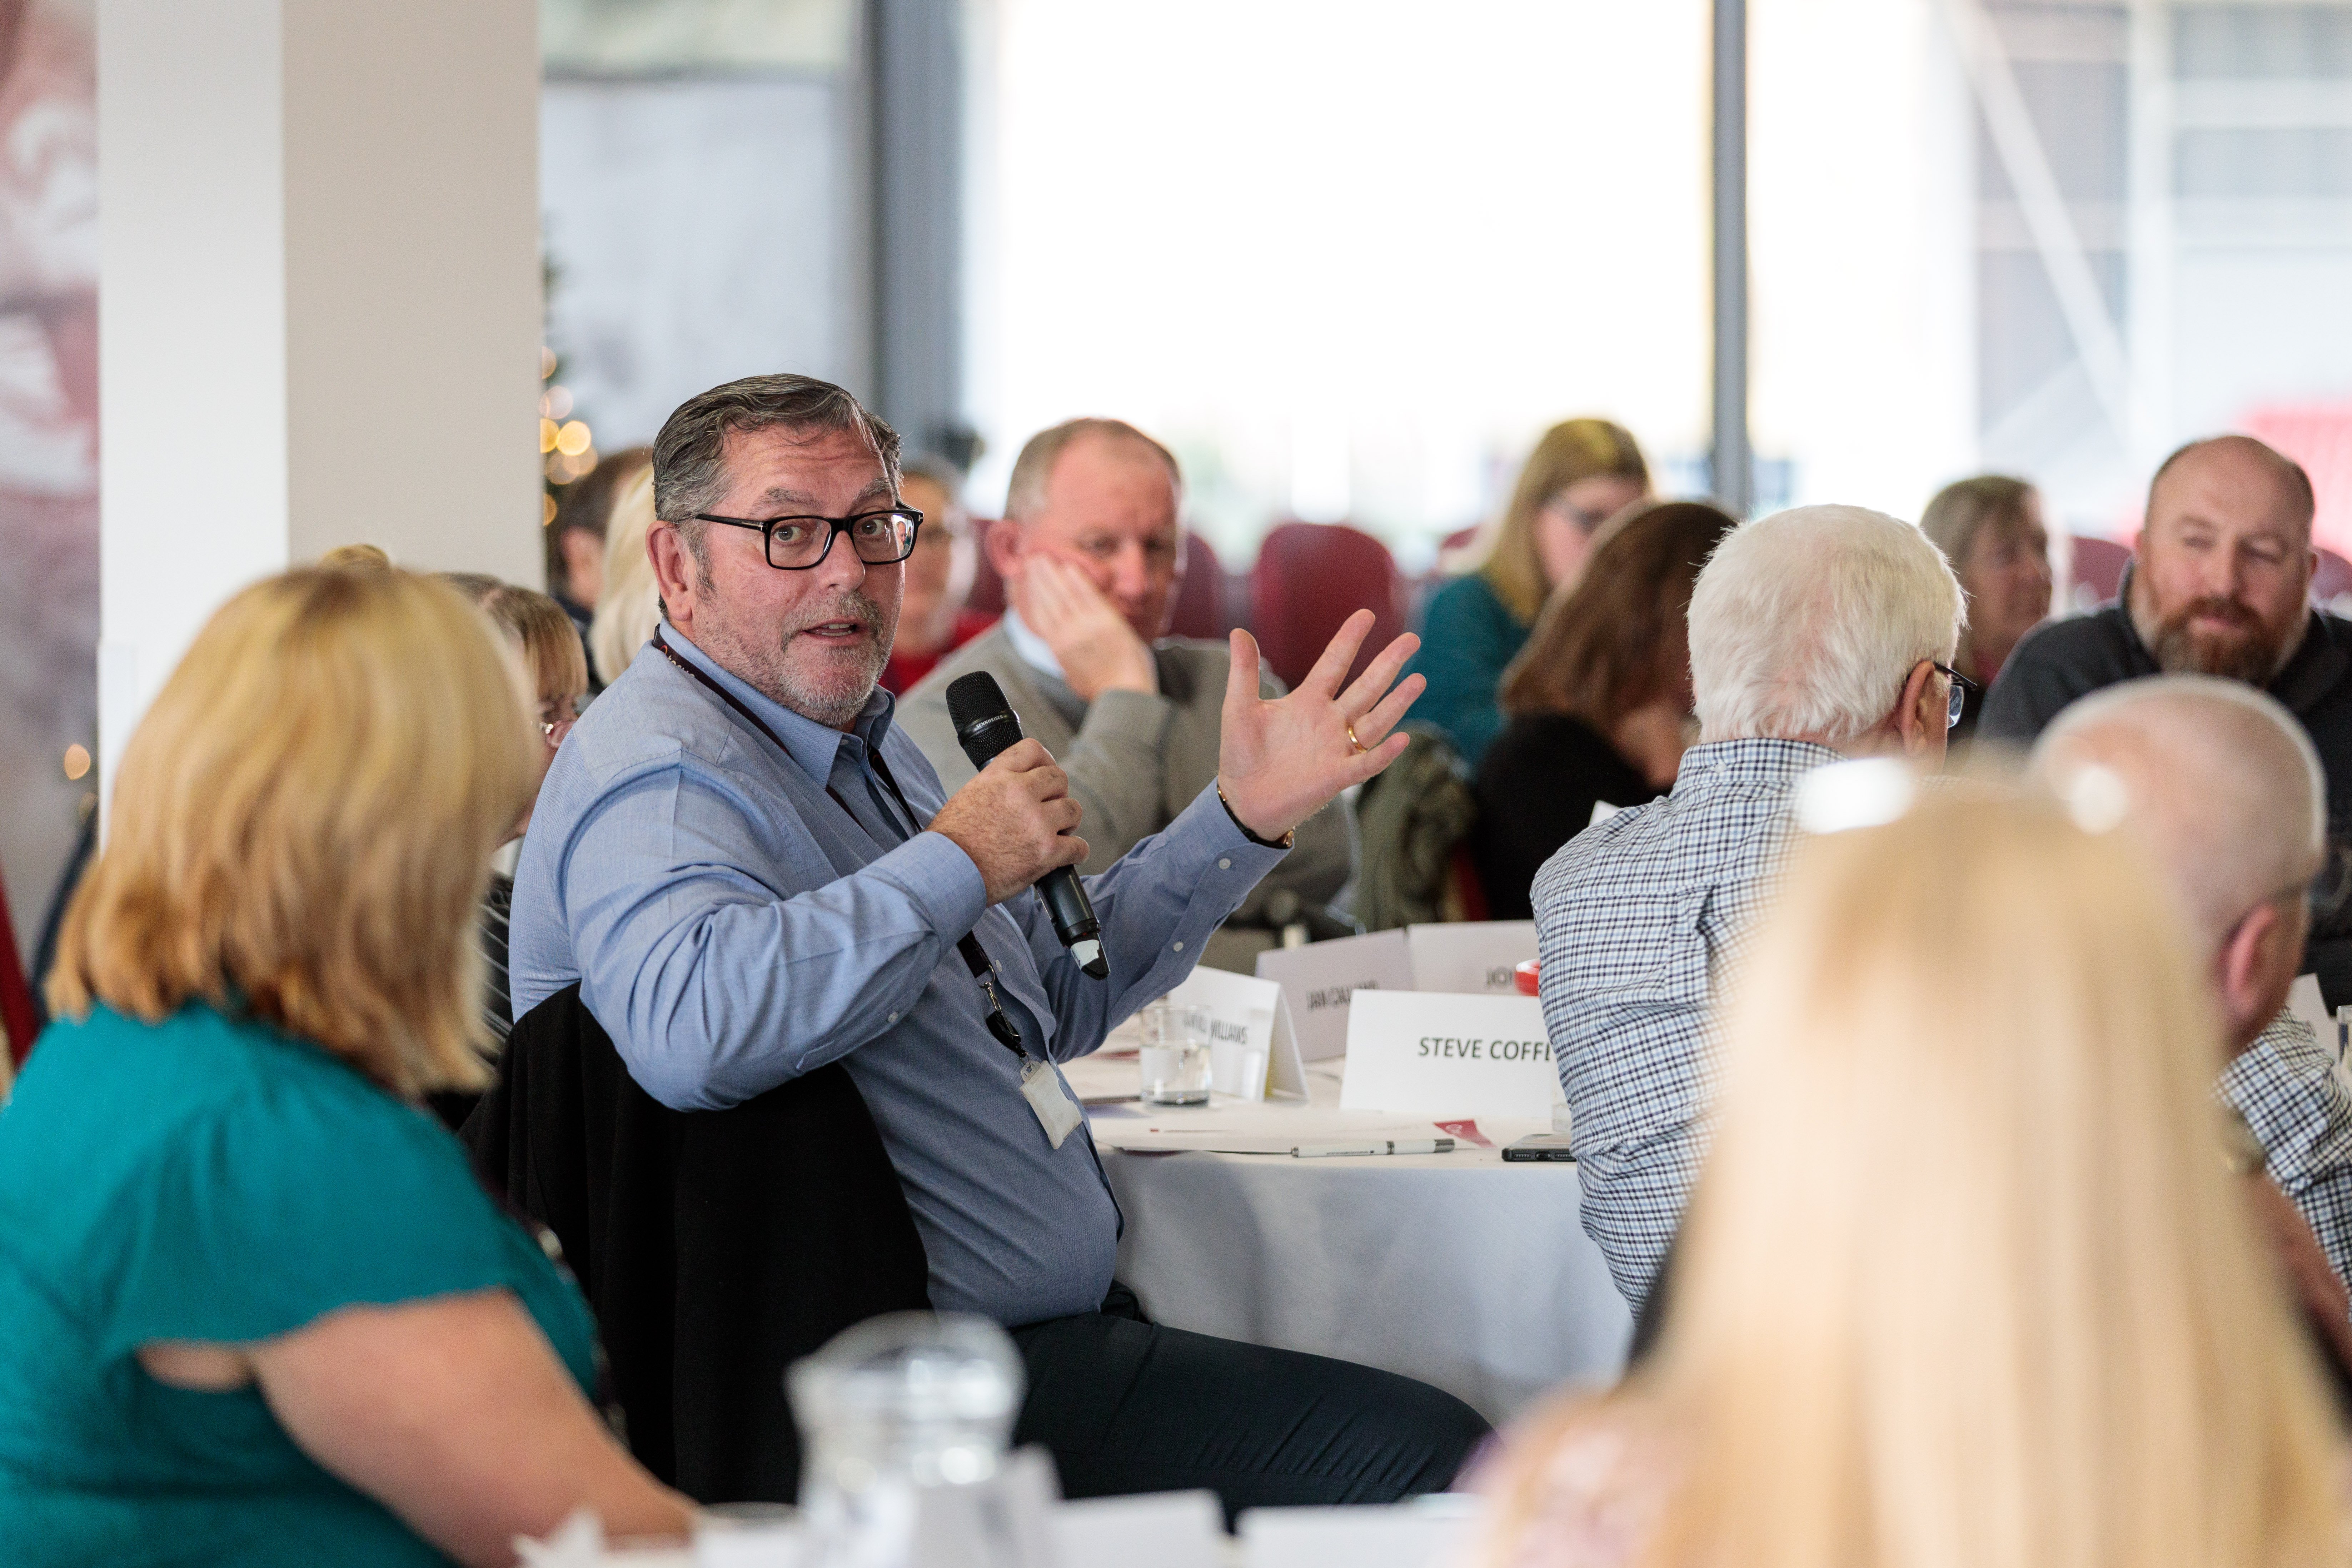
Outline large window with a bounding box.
[970,0,2352,563]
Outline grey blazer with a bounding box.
[898,625,1353,970]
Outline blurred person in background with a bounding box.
[902,417,1353,968]
[1918,474,2053,742]
[1474,792,2348,1568]
[441,574,590,1050]
[1,568,691,1566]
[1472,501,1735,920]
[1406,418,1649,767]
[1981,434,2352,1006]
[590,463,660,690]
[1536,506,1965,1307]
[546,446,651,679]
[2032,679,2352,1333]
[880,454,994,694]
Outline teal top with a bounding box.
[0,1003,600,1568]
[1406,573,1533,767]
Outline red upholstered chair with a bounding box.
[2069,535,2132,606]
[1248,521,1410,691]
[964,517,1007,618]
[1166,532,1227,641]
[0,867,38,1069]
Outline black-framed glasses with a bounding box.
[692,507,924,571]
[1931,661,1980,731]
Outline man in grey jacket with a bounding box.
[901,418,1352,969]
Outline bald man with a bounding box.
[2031,679,2352,1324]
[1981,435,2352,1004]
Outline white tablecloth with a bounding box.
[1063,1052,1633,1425]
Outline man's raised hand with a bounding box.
[928,738,1090,904]
[1216,610,1422,843]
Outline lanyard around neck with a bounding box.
[650,628,1029,1062]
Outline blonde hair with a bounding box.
[46,569,537,1095]
[592,465,659,686]
[317,542,393,572]
[1483,793,2346,1568]
[1478,418,1648,625]
[1918,473,2035,569]
[448,576,590,707]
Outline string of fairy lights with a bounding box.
[538,344,598,524]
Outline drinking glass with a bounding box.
[1138,997,1212,1105]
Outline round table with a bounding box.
[1062,1052,1633,1425]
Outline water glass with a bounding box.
[1138,997,1212,1105]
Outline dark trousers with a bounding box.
[1009,1286,1492,1524]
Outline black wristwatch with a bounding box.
[1217,783,1295,850]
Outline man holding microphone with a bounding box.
[510,374,1488,1512]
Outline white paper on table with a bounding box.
[1341,991,1563,1118]
[1166,966,1307,1101]
[1240,1497,1484,1568]
[1403,921,1538,997]
[1255,929,1411,1061]
[1053,1489,1222,1568]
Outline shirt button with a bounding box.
[1172,941,1185,952]
[1217,857,1231,870]
[887,1012,899,1024]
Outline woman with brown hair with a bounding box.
[1,568,690,1565]
[1470,501,1736,919]
[1472,789,2348,1568]
[1408,418,1650,766]
[1918,473,2054,742]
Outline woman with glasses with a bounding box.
[8,567,691,1565]
[444,575,591,1051]
[1406,418,1649,768]
[1475,789,2348,1568]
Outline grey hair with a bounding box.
[1003,417,1182,522]
[651,373,903,531]
[1688,505,1966,745]
[2032,676,2326,946]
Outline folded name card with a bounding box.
[1341,991,1563,1118]
[1403,920,1539,997]
[1254,929,1411,1061]
[1165,965,1307,1101]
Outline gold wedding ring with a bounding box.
[1346,722,1367,755]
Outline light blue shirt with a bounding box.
[510,623,1285,1324]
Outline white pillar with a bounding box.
[96,0,540,795]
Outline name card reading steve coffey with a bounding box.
[1341,991,1563,1119]
[1254,929,1410,1061]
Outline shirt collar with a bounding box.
[1671,735,1845,792]
[1001,605,1066,682]
[656,618,896,781]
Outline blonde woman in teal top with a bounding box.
[0,567,692,1565]
[1409,418,1650,765]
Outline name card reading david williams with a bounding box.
[1340,991,1563,1119]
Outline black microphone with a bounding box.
[945,671,1110,980]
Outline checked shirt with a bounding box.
[1534,735,2352,1316]
[1531,737,1838,1306]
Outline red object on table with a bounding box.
[1514,959,1540,997]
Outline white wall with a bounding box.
[96,0,542,800]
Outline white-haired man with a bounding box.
[2031,678,2352,1319]
[1534,505,1967,1308]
